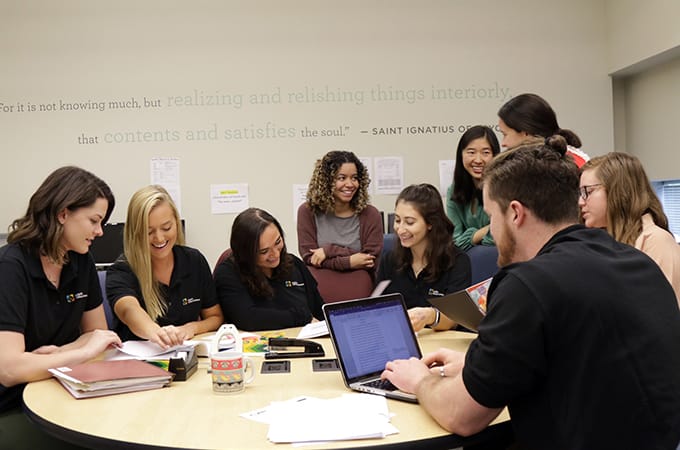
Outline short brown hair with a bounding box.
[483,136,580,224]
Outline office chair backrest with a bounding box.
[97,270,118,330]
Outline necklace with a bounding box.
[412,262,427,277]
[41,256,62,287]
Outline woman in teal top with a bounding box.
[446,126,501,251]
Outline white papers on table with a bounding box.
[296,321,329,339]
[184,332,237,357]
[241,394,398,443]
[104,341,197,360]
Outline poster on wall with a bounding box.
[150,157,182,214]
[210,183,249,215]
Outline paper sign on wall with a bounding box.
[439,160,455,196]
[210,184,249,214]
[292,184,308,223]
[374,157,404,195]
[151,157,182,214]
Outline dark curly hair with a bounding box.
[305,151,370,214]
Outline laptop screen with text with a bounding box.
[324,294,421,382]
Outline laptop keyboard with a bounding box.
[364,378,398,391]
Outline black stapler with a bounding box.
[265,338,325,359]
[167,347,198,381]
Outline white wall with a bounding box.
[605,0,680,180]
[605,0,680,75]
[0,1,613,267]
[617,57,680,180]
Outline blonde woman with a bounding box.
[297,151,383,302]
[107,186,223,348]
[580,152,680,303]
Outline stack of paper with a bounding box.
[242,394,398,444]
[49,359,173,399]
[296,321,329,339]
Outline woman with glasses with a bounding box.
[215,208,324,331]
[580,152,680,302]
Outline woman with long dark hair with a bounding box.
[446,126,501,251]
[378,184,471,331]
[215,208,323,331]
[497,92,589,167]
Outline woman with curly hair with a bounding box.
[297,151,383,302]
[378,184,471,331]
[215,208,324,330]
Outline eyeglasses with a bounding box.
[579,184,604,200]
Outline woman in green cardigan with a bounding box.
[446,126,501,251]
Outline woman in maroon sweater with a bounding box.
[297,151,383,303]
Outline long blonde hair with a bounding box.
[582,152,669,246]
[123,185,185,321]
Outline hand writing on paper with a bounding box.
[309,248,326,266]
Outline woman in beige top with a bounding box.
[579,152,680,304]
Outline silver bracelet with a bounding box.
[429,308,441,328]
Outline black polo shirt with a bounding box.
[106,245,217,341]
[214,254,323,331]
[377,248,471,309]
[0,243,101,411]
[463,225,680,450]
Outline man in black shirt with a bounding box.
[381,139,680,450]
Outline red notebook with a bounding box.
[49,359,173,399]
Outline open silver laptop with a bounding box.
[323,293,421,403]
